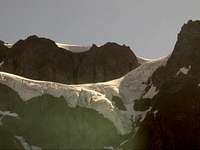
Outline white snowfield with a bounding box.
[56,43,91,53]
[0,55,169,135]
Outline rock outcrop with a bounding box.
[0,36,139,84]
[133,20,200,150]
[0,41,8,62]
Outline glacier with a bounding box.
[0,55,169,135]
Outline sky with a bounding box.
[0,0,199,58]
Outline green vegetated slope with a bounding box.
[0,83,129,149]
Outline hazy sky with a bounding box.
[0,0,199,58]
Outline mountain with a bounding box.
[0,20,200,149]
[0,36,139,84]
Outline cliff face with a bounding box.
[133,20,200,150]
[0,36,139,84]
[0,42,8,63]
[75,43,138,83]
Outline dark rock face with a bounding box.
[0,36,139,84]
[133,20,200,150]
[0,42,8,62]
[112,96,127,111]
[75,43,139,83]
[134,98,151,111]
[0,40,4,45]
[1,35,75,84]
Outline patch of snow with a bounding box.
[119,139,129,147]
[143,84,159,99]
[104,146,114,150]
[56,43,91,53]
[135,107,152,122]
[15,136,42,150]
[153,110,159,118]
[0,61,4,67]
[4,43,13,48]
[0,110,19,125]
[0,72,130,135]
[176,65,191,75]
[0,110,19,117]
[31,145,42,150]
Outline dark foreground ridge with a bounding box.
[0,36,139,84]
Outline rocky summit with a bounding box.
[0,36,139,84]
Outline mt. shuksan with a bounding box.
[0,20,200,149]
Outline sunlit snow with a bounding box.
[0,110,19,125]
[56,43,91,53]
[176,65,191,75]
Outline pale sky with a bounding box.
[0,0,199,58]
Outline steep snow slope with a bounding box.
[119,56,169,122]
[120,56,169,103]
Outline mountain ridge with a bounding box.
[0,36,139,84]
[0,20,200,149]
